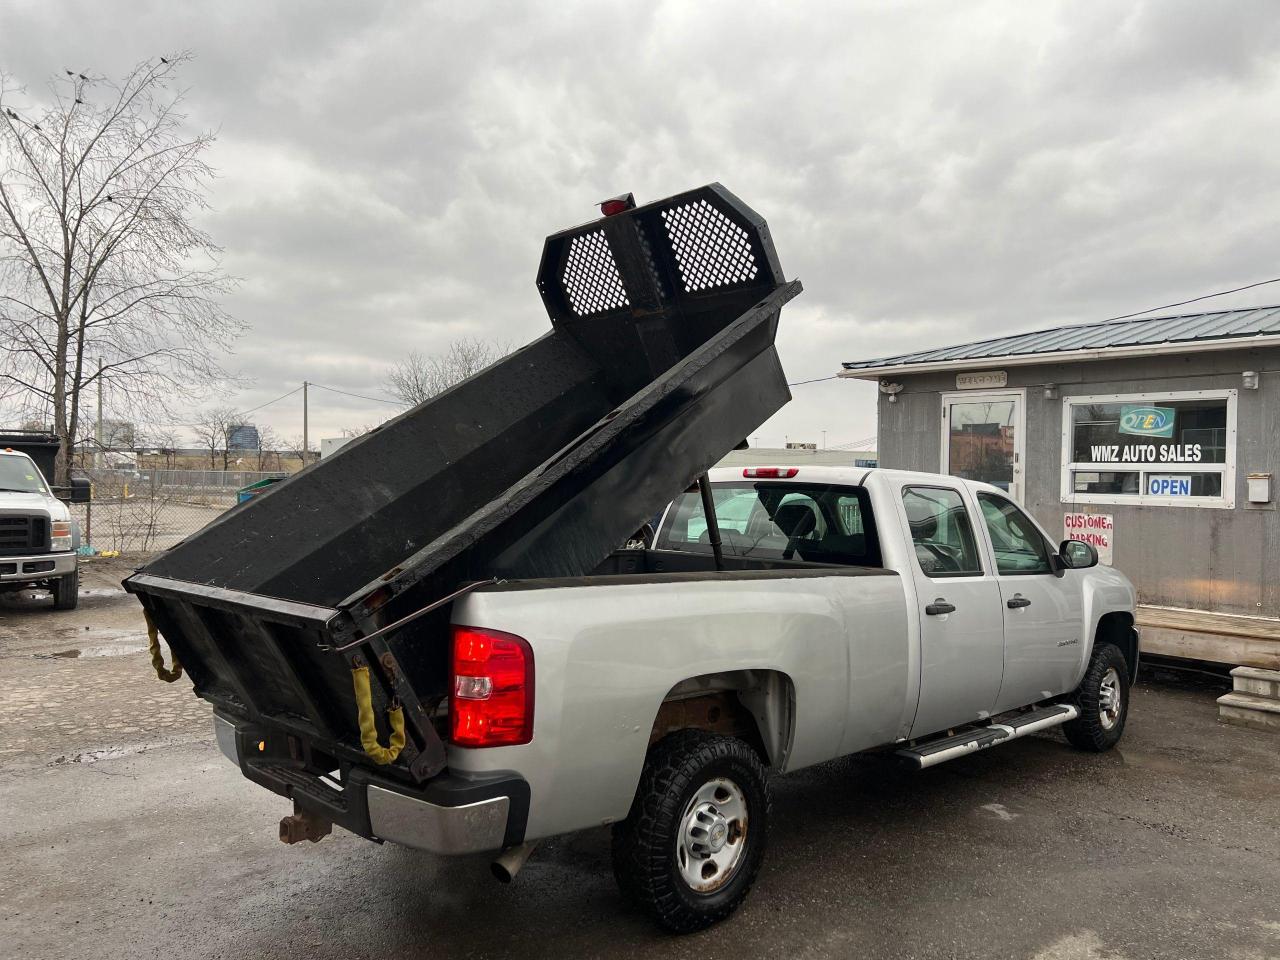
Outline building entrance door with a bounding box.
[940,390,1026,503]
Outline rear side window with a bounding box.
[901,486,983,578]
[656,482,882,567]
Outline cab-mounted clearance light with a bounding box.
[743,467,799,479]
[599,192,636,217]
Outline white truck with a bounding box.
[0,446,80,609]
[126,185,1137,932]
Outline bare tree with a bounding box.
[138,424,180,469]
[192,405,236,470]
[387,337,511,405]
[0,54,243,485]
[255,425,281,471]
[283,433,313,469]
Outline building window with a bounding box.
[1060,389,1236,508]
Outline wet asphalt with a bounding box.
[2,566,1278,960]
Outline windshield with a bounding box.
[0,456,51,494]
[655,481,882,567]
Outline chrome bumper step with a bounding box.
[897,703,1079,770]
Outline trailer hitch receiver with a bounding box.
[279,803,333,844]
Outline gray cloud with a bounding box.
[5,0,1280,448]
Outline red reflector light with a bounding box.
[450,625,534,747]
[599,192,635,217]
[743,467,799,478]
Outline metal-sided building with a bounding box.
[840,305,1280,690]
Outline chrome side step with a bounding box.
[896,703,1079,770]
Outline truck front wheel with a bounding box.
[52,568,79,611]
[1063,642,1129,751]
[611,730,771,932]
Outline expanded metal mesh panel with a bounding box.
[660,199,759,293]
[561,229,630,317]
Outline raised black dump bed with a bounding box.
[125,183,801,787]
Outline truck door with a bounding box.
[899,485,1005,737]
[973,491,1083,711]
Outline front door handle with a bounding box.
[1007,595,1032,609]
[925,599,956,616]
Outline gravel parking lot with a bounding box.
[2,565,1278,960]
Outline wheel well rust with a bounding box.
[649,670,795,769]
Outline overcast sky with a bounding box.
[6,0,1280,450]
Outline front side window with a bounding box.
[656,482,880,566]
[1062,391,1234,506]
[901,486,983,578]
[978,493,1053,575]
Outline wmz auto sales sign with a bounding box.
[1064,513,1113,566]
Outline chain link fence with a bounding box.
[69,468,289,554]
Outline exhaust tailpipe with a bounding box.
[490,841,540,883]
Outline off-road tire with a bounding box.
[1063,642,1129,751]
[52,568,79,611]
[611,731,771,933]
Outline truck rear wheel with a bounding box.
[52,568,79,610]
[611,730,771,933]
[1063,642,1129,752]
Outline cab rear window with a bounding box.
[656,482,882,567]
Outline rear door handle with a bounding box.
[1007,595,1031,609]
[925,599,956,616]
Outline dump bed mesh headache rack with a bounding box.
[125,183,802,785]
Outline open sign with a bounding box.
[1148,475,1192,497]
[1119,405,1175,438]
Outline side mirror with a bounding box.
[1059,539,1098,570]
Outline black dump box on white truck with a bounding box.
[125,185,1137,931]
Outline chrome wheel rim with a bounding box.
[1098,667,1122,730]
[676,776,748,894]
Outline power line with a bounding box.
[1102,277,1280,323]
[310,382,406,406]
[232,384,303,419]
[788,375,839,386]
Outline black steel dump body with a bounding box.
[125,183,801,790]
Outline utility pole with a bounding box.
[96,358,104,469]
[302,380,309,464]
[822,430,827,450]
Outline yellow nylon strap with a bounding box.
[145,610,183,683]
[350,665,405,765]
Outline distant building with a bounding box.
[321,437,353,458]
[228,424,261,450]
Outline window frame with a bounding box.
[654,481,884,568]
[1059,388,1237,509]
[976,491,1055,577]
[900,483,986,580]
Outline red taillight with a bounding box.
[743,467,799,478]
[450,625,534,747]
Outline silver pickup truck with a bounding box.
[131,185,1138,932]
[210,463,1137,930]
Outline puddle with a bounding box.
[38,628,149,659]
[39,643,148,659]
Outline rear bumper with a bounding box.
[0,551,76,582]
[213,714,528,854]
